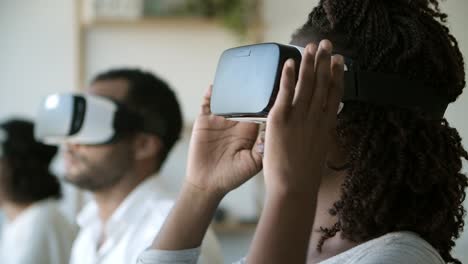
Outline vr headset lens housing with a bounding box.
[35,93,119,145]
[211,43,302,122]
[37,94,75,142]
[211,43,448,122]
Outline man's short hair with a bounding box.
[92,68,183,170]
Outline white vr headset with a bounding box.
[35,93,146,145]
[210,43,449,122]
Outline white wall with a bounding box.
[440,1,468,260]
[262,0,314,43]
[0,0,76,120]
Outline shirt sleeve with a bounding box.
[135,228,223,264]
[349,240,445,264]
[137,247,201,264]
[198,228,224,264]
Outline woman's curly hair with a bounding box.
[292,0,467,263]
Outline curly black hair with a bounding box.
[292,0,467,263]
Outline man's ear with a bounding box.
[132,133,163,161]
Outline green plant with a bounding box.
[186,0,258,39]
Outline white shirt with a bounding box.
[70,175,223,264]
[137,231,445,264]
[317,231,445,264]
[0,199,78,264]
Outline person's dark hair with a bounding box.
[93,68,183,170]
[292,1,467,263]
[0,119,61,204]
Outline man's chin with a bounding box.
[64,169,82,184]
[64,174,99,191]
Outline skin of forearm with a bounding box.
[151,182,224,250]
[247,188,319,264]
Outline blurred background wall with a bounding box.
[1,0,467,262]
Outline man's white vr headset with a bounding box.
[211,43,449,122]
[35,93,151,145]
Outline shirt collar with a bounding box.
[77,173,170,233]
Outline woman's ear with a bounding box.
[132,133,163,162]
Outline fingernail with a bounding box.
[307,43,317,55]
[257,143,264,154]
[320,40,332,53]
[335,55,344,65]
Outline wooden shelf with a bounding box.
[81,17,219,29]
[74,0,264,91]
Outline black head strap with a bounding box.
[113,103,167,139]
[342,58,449,119]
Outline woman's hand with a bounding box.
[153,81,264,252]
[184,87,263,197]
[263,40,344,196]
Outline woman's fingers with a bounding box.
[201,85,213,115]
[255,123,266,156]
[270,59,296,120]
[293,43,317,108]
[309,40,333,116]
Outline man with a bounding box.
[65,68,222,264]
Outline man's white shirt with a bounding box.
[69,175,222,264]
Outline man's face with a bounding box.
[64,79,135,191]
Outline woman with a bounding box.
[0,119,77,264]
[138,0,466,263]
